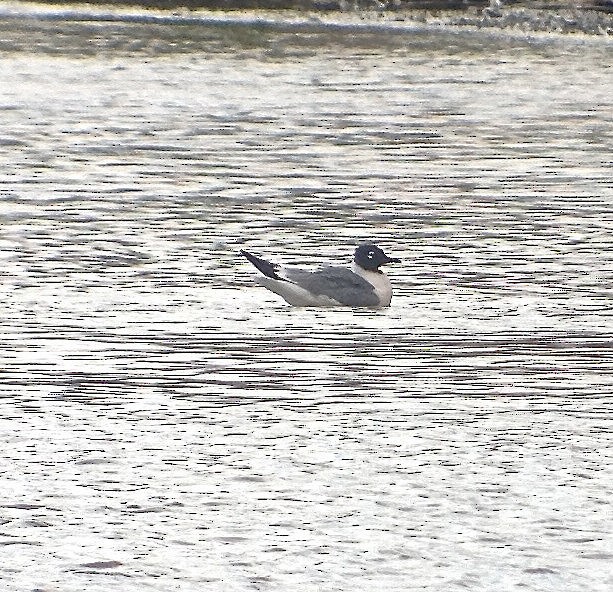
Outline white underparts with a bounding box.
[257,276,341,307]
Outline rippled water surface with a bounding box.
[1,5,612,591]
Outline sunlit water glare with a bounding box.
[1,4,612,592]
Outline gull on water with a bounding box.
[240,243,400,308]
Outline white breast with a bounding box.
[352,263,393,308]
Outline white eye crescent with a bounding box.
[368,251,374,258]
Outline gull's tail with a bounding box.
[240,250,283,281]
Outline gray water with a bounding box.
[1,4,612,592]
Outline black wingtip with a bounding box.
[240,250,282,280]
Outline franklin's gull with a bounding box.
[240,243,400,308]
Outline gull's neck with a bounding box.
[352,262,383,277]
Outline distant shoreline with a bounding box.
[15,1,613,13]
[5,1,613,36]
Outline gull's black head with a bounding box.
[354,243,400,272]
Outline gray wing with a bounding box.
[284,266,380,307]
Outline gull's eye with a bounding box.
[368,251,375,259]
